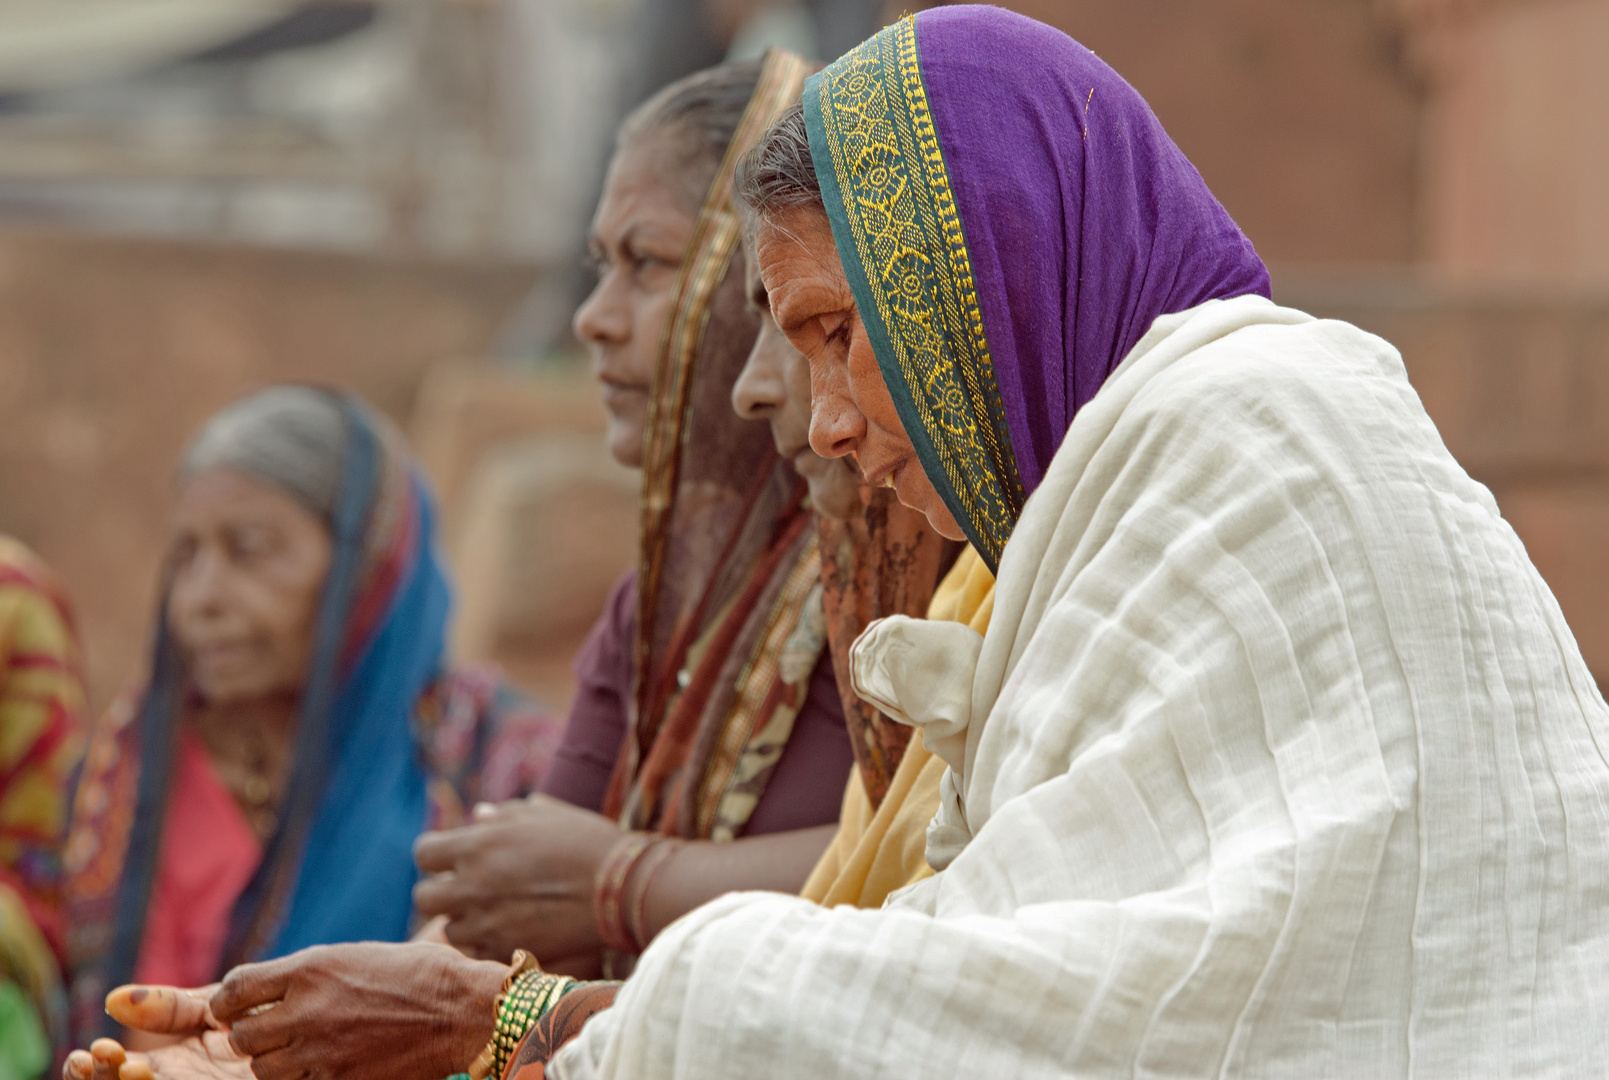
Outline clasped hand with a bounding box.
[412,793,623,973]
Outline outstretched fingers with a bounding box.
[412,825,476,875]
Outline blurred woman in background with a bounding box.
[0,537,87,1078]
[61,388,556,1047]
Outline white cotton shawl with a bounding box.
[552,296,1609,1079]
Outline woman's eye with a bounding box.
[230,528,277,561]
[629,248,677,277]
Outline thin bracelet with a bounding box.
[624,838,686,952]
[593,832,657,954]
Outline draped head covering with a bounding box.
[602,49,835,844]
[66,387,453,1038]
[804,6,1270,569]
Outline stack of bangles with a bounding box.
[593,832,686,957]
[466,950,578,1080]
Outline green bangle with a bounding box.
[490,971,575,1079]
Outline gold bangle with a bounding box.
[594,833,657,954]
[466,951,548,1080]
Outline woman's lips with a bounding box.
[191,641,255,672]
[598,376,648,406]
[862,457,905,491]
[790,446,826,474]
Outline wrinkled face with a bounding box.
[754,206,966,541]
[573,130,696,468]
[731,238,863,521]
[166,467,332,705]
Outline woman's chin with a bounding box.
[888,465,968,541]
[923,504,969,542]
[605,423,645,470]
[803,470,864,521]
[191,673,281,708]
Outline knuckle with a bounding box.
[229,1022,267,1057]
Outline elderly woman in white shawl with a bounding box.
[63,8,1609,1080]
[540,8,1609,1078]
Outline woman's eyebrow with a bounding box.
[771,283,842,334]
[619,220,684,255]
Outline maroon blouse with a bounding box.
[538,571,852,835]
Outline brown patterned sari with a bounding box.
[599,50,822,845]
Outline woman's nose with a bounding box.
[808,362,865,459]
[573,270,629,347]
[732,340,786,419]
[170,547,228,623]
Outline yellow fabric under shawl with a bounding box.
[800,545,994,907]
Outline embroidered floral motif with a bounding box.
[808,17,1025,570]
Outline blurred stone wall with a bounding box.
[408,360,638,707]
[0,224,538,709]
[1395,0,1609,284]
[1009,0,1421,265]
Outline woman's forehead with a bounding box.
[173,466,322,531]
[757,228,851,328]
[594,135,700,238]
[591,174,692,247]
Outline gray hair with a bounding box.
[619,60,765,207]
[179,386,353,523]
[734,102,822,224]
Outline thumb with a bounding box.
[106,985,219,1035]
[210,954,297,1025]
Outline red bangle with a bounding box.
[624,839,685,952]
[593,833,656,954]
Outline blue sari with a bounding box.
[67,395,498,1039]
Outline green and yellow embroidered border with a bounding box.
[805,16,1024,572]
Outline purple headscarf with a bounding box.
[923,6,1271,491]
[805,6,1269,567]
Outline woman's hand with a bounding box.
[413,794,622,966]
[206,941,506,1080]
[64,1033,250,1080]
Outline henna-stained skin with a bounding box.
[105,986,221,1036]
[504,983,622,1080]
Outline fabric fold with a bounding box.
[848,615,980,774]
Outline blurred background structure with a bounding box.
[0,0,1604,714]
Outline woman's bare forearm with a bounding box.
[637,825,836,941]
